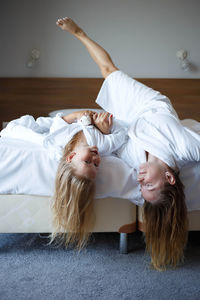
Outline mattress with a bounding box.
[0,194,136,233]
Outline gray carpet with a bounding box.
[0,231,200,300]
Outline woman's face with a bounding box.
[137,162,167,202]
[67,146,101,180]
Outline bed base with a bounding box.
[0,194,137,253]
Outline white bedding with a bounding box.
[0,115,200,210]
[0,137,142,204]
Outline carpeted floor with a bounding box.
[0,231,200,300]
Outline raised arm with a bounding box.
[56,17,118,78]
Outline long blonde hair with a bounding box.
[143,171,188,271]
[49,131,96,249]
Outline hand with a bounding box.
[62,110,95,124]
[75,110,95,121]
[93,112,113,134]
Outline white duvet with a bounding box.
[0,137,142,205]
[0,114,200,210]
[0,134,200,210]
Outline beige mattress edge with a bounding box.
[0,194,136,233]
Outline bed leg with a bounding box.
[119,233,128,254]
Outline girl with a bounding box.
[57,17,200,270]
[1,109,127,249]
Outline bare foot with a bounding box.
[56,17,84,37]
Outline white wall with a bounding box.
[0,0,199,78]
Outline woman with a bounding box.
[57,17,200,270]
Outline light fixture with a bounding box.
[26,48,40,68]
[176,49,190,71]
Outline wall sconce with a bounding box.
[176,49,191,71]
[26,48,40,68]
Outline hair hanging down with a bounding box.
[143,170,188,271]
[49,131,96,250]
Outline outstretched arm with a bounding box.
[56,17,118,78]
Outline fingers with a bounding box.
[89,111,96,117]
[96,112,109,121]
[92,111,112,126]
[56,19,64,26]
[102,112,109,120]
[84,110,95,118]
[56,17,70,26]
[93,112,98,120]
[108,114,113,127]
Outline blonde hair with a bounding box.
[49,131,96,249]
[143,171,188,271]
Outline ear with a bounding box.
[165,171,176,185]
[66,152,76,163]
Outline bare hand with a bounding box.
[75,110,95,120]
[93,112,113,134]
[56,17,83,36]
[62,110,95,124]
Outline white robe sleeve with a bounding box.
[148,115,200,167]
[83,119,128,156]
[163,116,200,164]
[181,126,200,164]
[96,70,172,125]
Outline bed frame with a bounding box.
[0,77,200,252]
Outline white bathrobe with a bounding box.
[96,70,200,171]
[96,70,200,210]
[0,113,128,162]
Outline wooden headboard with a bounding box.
[0,78,200,129]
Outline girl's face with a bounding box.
[137,162,168,202]
[67,146,101,180]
